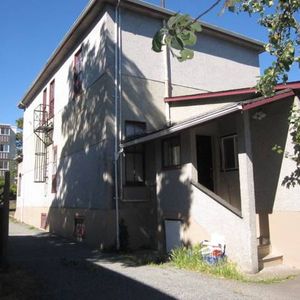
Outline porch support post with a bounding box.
[238,111,258,273]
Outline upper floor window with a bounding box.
[0,160,9,170]
[0,144,9,153]
[220,134,238,171]
[73,48,83,95]
[42,88,47,123]
[0,128,10,135]
[125,121,146,140]
[162,136,181,168]
[49,80,55,119]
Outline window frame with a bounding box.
[162,135,181,169]
[124,120,146,140]
[0,144,10,153]
[42,88,47,123]
[49,80,55,119]
[73,47,83,96]
[220,134,238,172]
[0,128,10,135]
[124,121,147,186]
[51,145,58,193]
[0,160,9,170]
[125,144,145,186]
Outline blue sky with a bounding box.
[1,0,298,126]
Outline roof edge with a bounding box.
[165,81,300,103]
[18,0,264,109]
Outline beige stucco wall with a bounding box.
[269,212,300,268]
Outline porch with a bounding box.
[120,86,300,273]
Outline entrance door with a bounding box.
[196,136,214,191]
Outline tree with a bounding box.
[152,0,300,187]
[15,117,23,156]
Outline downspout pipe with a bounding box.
[161,0,171,124]
[114,0,121,251]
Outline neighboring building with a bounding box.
[15,0,300,273]
[0,124,16,178]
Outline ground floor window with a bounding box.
[162,136,181,168]
[125,145,145,185]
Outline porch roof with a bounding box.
[164,81,300,103]
[121,89,296,148]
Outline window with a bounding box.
[0,144,9,152]
[17,173,22,196]
[125,121,146,139]
[162,136,181,168]
[49,80,55,119]
[0,160,9,170]
[73,48,83,95]
[221,134,238,171]
[0,128,10,135]
[125,145,145,184]
[52,146,57,193]
[42,88,47,123]
[124,121,146,185]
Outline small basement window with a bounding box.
[221,134,238,171]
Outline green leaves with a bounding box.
[152,13,202,61]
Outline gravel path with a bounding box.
[7,221,300,300]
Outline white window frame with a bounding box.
[220,134,238,171]
[0,144,10,153]
[0,160,9,170]
[0,128,10,135]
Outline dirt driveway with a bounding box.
[5,221,300,300]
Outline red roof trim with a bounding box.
[242,90,295,111]
[165,81,300,103]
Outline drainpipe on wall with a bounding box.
[114,0,121,251]
[118,4,123,208]
[161,0,171,125]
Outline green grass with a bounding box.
[169,245,296,283]
[170,245,243,280]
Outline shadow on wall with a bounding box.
[46,20,170,250]
[251,100,291,214]
[156,143,194,250]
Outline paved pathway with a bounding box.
[8,221,300,299]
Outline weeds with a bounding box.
[170,245,243,280]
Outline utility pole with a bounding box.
[0,171,10,269]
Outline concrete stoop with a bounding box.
[258,243,283,270]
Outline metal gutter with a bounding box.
[165,80,300,103]
[242,89,295,111]
[121,103,242,148]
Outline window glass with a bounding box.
[74,48,83,95]
[125,145,144,184]
[0,144,9,152]
[162,136,181,168]
[0,128,10,135]
[0,161,9,169]
[49,80,55,118]
[125,121,146,139]
[221,135,238,171]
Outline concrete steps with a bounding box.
[258,253,283,270]
[258,243,283,270]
